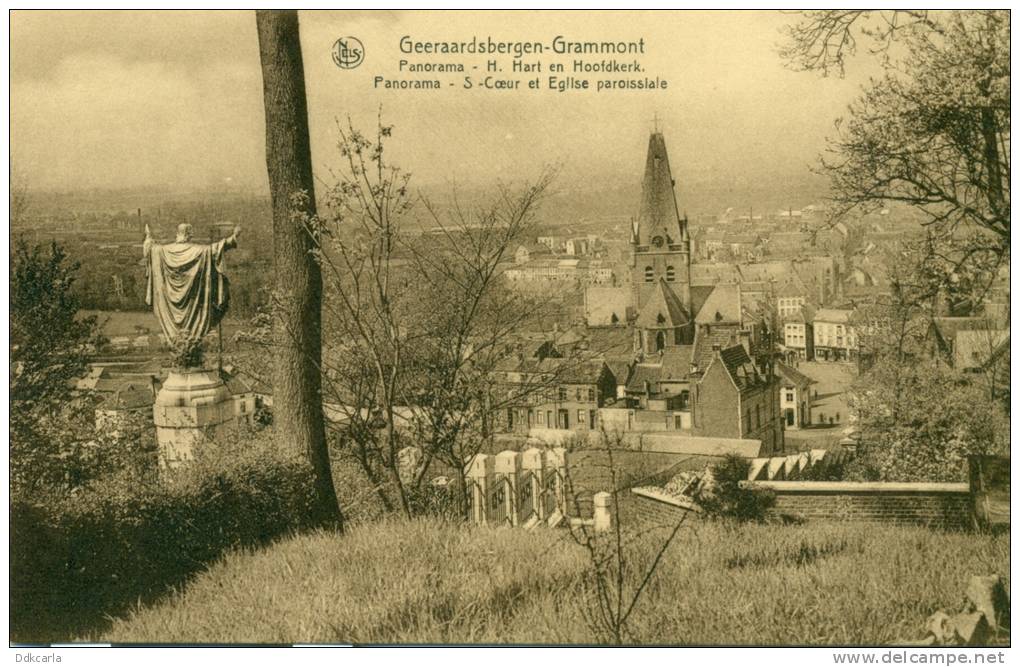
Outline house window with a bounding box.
[744,410,751,433]
[577,409,586,427]
[575,388,582,401]
[644,266,654,282]
[756,405,761,428]
[537,411,545,425]
[786,391,794,402]
[558,387,567,401]
[666,265,675,282]
[587,388,595,402]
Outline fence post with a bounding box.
[521,447,544,522]
[466,453,494,526]
[494,450,522,527]
[593,491,613,533]
[548,447,568,515]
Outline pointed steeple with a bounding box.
[636,132,683,246]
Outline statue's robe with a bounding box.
[144,237,235,345]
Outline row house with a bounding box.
[781,303,815,361]
[499,359,616,434]
[813,308,857,361]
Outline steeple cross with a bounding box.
[651,112,661,133]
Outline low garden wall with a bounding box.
[743,481,973,530]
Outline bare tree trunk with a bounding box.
[256,9,342,529]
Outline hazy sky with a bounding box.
[11,10,877,195]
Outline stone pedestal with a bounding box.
[153,369,235,470]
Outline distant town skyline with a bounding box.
[12,10,879,197]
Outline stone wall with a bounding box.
[745,481,974,530]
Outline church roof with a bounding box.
[636,132,683,245]
[584,286,633,327]
[694,283,742,324]
[689,285,717,322]
[635,279,689,329]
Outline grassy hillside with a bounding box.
[99,518,1008,645]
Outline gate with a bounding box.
[518,468,535,524]
[488,476,512,526]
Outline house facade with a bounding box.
[813,308,857,361]
[775,362,814,429]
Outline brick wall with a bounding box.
[616,489,694,529]
[746,481,973,530]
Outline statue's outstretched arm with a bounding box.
[226,224,241,249]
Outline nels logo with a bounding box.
[332,36,364,69]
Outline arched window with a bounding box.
[644,266,654,282]
[655,331,665,352]
[610,312,619,324]
[656,313,666,325]
[666,265,676,282]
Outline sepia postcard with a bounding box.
[8,7,1011,659]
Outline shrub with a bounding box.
[696,454,775,522]
[10,431,323,643]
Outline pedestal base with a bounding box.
[153,369,235,470]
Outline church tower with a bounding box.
[630,131,692,318]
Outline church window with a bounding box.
[610,312,619,324]
[644,266,654,282]
[657,313,666,325]
[666,265,676,282]
[655,331,665,352]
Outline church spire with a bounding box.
[636,132,684,246]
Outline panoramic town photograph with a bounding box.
[8,8,1011,652]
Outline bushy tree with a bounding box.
[848,359,1008,483]
[846,242,1009,481]
[697,454,775,522]
[10,238,109,491]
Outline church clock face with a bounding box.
[652,235,664,248]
